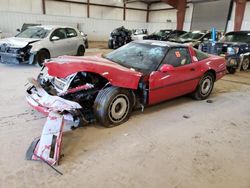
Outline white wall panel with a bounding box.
[241,2,250,31]
[70,4,87,17]
[150,2,172,9]
[90,6,123,20]
[126,10,146,22]
[126,2,147,9]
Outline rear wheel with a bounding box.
[227,67,236,74]
[36,49,50,67]
[241,57,250,71]
[191,72,215,100]
[94,86,132,128]
[77,45,85,56]
[108,39,113,49]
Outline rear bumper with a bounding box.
[26,80,82,115]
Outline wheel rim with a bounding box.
[200,76,213,96]
[108,94,129,124]
[242,59,249,71]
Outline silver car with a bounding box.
[0,25,86,66]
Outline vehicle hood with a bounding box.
[0,37,40,48]
[215,41,250,47]
[45,55,143,90]
[171,38,197,43]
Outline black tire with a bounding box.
[85,39,89,49]
[94,86,132,128]
[108,39,113,49]
[227,67,236,74]
[77,45,85,56]
[191,72,215,100]
[241,57,250,71]
[36,49,50,67]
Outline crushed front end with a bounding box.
[0,44,35,64]
[26,65,106,166]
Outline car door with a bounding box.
[65,28,80,55]
[148,47,201,105]
[49,28,71,57]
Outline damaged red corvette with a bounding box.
[26,41,226,166]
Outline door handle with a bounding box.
[190,68,196,71]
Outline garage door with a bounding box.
[191,0,232,31]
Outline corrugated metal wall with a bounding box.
[191,0,231,31]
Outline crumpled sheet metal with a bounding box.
[26,112,76,166]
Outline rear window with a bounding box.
[66,28,77,38]
[194,49,210,61]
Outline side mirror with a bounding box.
[160,64,175,73]
[16,29,21,32]
[51,36,60,41]
[203,37,208,41]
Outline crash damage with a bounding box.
[26,55,143,167]
[0,37,38,64]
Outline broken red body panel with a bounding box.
[45,55,142,90]
[26,112,65,165]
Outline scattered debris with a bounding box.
[183,115,190,119]
[206,99,214,103]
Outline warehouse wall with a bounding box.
[148,2,193,33]
[0,0,192,40]
[227,1,250,32]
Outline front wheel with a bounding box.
[77,45,85,56]
[36,50,50,67]
[227,67,236,74]
[191,72,215,100]
[241,57,250,71]
[94,86,132,128]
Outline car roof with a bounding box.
[225,31,250,35]
[31,25,76,30]
[133,40,188,48]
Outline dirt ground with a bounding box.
[0,44,250,188]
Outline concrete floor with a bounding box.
[0,45,250,188]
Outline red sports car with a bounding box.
[27,40,226,128]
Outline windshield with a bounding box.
[180,31,204,40]
[16,27,51,39]
[219,32,250,43]
[153,30,171,37]
[104,42,168,73]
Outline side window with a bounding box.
[66,28,77,38]
[162,47,191,68]
[51,28,67,40]
[194,49,210,61]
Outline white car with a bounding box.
[0,25,86,66]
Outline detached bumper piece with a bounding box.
[26,112,78,174]
[26,112,64,165]
[26,79,84,171]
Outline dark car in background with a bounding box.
[170,30,217,49]
[143,29,186,41]
[200,31,250,74]
[108,26,132,49]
